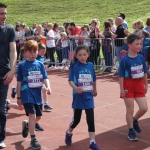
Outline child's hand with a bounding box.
[47,88,51,95]
[120,89,125,98]
[17,99,22,106]
[93,90,97,97]
[75,87,83,94]
[145,86,148,94]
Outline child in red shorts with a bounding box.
[119,34,148,141]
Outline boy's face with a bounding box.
[26,50,37,61]
[38,49,46,56]
[128,39,142,53]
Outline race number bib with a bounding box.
[27,74,43,88]
[78,74,93,92]
[131,65,144,79]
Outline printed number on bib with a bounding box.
[27,74,43,88]
[78,74,93,92]
[131,65,144,79]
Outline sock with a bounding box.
[67,130,72,135]
[44,102,48,105]
[31,135,36,140]
[133,117,137,121]
[129,128,134,131]
[90,140,95,144]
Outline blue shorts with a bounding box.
[23,103,43,117]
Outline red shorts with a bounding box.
[123,78,145,98]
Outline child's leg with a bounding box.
[42,87,48,104]
[28,113,36,138]
[8,103,24,110]
[36,116,41,123]
[134,97,148,120]
[124,98,134,128]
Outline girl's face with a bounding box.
[136,23,140,29]
[76,49,89,64]
[26,50,38,61]
[139,31,144,38]
[91,22,96,28]
[38,49,46,56]
[128,39,142,53]
[84,28,87,32]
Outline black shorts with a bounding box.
[23,103,43,117]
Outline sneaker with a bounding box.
[11,87,16,98]
[62,59,67,64]
[6,99,10,112]
[35,123,44,131]
[30,139,41,149]
[0,141,6,148]
[89,142,101,150]
[48,65,54,69]
[65,131,73,145]
[128,130,138,141]
[22,120,29,138]
[60,66,64,70]
[133,119,141,133]
[44,104,52,112]
[44,59,50,63]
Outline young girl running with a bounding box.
[119,34,148,141]
[65,45,101,150]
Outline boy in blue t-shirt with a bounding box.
[17,40,51,149]
[36,43,52,111]
[119,34,148,141]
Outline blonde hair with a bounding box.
[136,19,144,29]
[47,23,53,28]
[58,26,65,33]
[91,18,100,28]
[108,18,115,25]
[60,32,67,36]
[36,24,42,30]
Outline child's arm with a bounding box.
[93,81,97,97]
[43,79,51,95]
[68,81,83,94]
[119,77,125,98]
[17,81,22,106]
[143,73,148,94]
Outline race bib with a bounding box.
[131,65,144,79]
[78,74,93,92]
[27,74,43,88]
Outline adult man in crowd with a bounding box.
[119,12,128,29]
[24,26,34,40]
[110,17,125,62]
[0,3,17,148]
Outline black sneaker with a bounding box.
[6,99,10,112]
[35,123,44,131]
[133,119,141,133]
[65,131,73,145]
[11,87,16,98]
[30,139,41,149]
[22,120,29,138]
[128,130,138,141]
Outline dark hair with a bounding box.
[0,3,7,8]
[146,18,150,26]
[119,12,126,19]
[142,30,150,37]
[15,24,20,31]
[70,22,76,27]
[64,22,69,32]
[38,42,46,50]
[53,23,59,29]
[104,21,111,29]
[73,45,90,62]
[127,34,141,44]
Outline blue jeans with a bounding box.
[102,46,112,66]
[0,78,9,142]
[62,47,68,60]
[116,46,123,62]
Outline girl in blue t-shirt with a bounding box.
[65,45,100,150]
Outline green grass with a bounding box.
[3,0,150,31]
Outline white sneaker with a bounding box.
[56,66,60,70]
[60,66,64,70]
[0,141,6,148]
[48,66,54,69]
[62,59,67,64]
[44,59,50,63]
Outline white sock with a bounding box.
[44,102,48,105]
[90,140,95,145]
[67,130,73,135]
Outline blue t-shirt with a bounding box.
[0,25,16,75]
[36,55,44,64]
[143,27,150,32]
[69,61,96,109]
[17,59,48,105]
[119,54,147,78]
[122,44,128,50]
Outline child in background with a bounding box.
[120,38,128,58]
[37,43,53,111]
[17,40,51,149]
[60,32,69,64]
[139,30,150,69]
[65,45,101,150]
[119,34,148,141]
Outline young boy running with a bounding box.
[17,40,51,149]
[119,34,148,141]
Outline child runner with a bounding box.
[17,40,51,149]
[119,34,148,141]
[36,43,53,111]
[65,45,101,150]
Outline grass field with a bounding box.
[3,0,150,31]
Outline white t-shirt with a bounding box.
[19,30,25,44]
[46,29,55,48]
[61,39,68,48]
